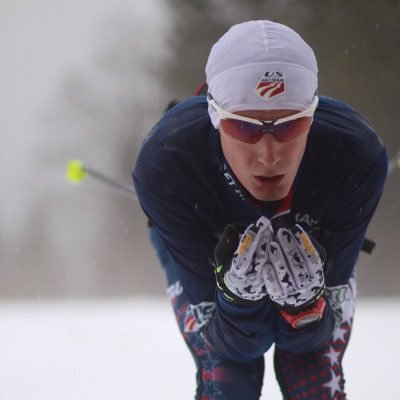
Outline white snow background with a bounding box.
[0,297,398,399]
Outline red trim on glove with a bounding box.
[279,297,326,329]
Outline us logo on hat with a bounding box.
[255,71,285,100]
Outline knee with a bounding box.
[195,351,265,400]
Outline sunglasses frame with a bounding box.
[208,94,319,130]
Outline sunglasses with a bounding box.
[208,94,319,144]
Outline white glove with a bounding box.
[264,224,325,309]
[214,216,273,304]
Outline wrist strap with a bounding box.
[279,297,326,329]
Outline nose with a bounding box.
[256,134,281,168]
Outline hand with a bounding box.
[264,224,325,310]
[213,216,273,305]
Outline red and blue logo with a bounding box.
[255,71,285,100]
[183,302,215,333]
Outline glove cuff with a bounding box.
[279,297,326,329]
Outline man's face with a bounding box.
[220,108,312,202]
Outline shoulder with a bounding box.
[308,96,387,173]
[297,96,387,214]
[133,96,222,211]
[311,96,385,154]
[134,96,215,178]
[138,96,213,158]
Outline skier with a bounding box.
[133,20,387,399]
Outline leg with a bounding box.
[274,276,357,400]
[150,227,265,400]
[173,283,265,400]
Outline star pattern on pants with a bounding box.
[332,323,348,343]
[325,346,341,367]
[323,370,343,398]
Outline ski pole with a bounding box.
[66,159,137,199]
[388,148,400,175]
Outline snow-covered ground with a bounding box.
[0,297,398,399]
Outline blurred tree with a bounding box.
[161,0,315,97]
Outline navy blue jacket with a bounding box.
[133,95,387,360]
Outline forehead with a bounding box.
[234,108,300,120]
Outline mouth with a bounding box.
[254,174,285,185]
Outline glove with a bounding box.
[213,216,273,305]
[264,224,326,328]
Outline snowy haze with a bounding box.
[1,3,399,398]
[0,297,399,399]
[1,0,169,232]
[1,0,399,300]
[1,0,172,297]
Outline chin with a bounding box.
[254,192,287,202]
[249,184,291,202]
[245,177,291,202]
[249,190,286,202]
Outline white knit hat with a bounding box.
[206,20,318,128]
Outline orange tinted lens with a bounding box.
[272,117,312,142]
[221,117,312,143]
[220,119,264,144]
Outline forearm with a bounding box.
[274,294,336,354]
[203,292,275,362]
[203,292,335,361]
[206,219,333,360]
